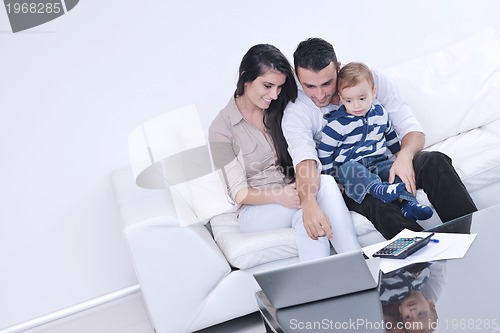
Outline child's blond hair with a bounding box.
[337,62,375,92]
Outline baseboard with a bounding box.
[0,284,140,333]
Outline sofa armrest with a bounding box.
[124,215,231,333]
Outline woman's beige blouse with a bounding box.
[208,97,290,202]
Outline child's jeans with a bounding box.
[335,156,417,204]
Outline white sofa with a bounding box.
[111,28,500,333]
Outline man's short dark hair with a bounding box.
[293,37,338,72]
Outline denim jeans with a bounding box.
[336,156,417,204]
[343,151,478,239]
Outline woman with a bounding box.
[209,44,360,261]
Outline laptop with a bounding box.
[425,212,473,234]
[253,250,380,309]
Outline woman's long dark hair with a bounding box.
[235,44,298,179]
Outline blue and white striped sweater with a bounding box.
[318,104,400,175]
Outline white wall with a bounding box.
[1,0,499,329]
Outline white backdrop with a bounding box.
[1,0,499,329]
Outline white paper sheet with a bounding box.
[362,229,477,273]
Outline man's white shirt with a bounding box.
[282,69,425,171]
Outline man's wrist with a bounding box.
[397,149,415,160]
[399,132,425,158]
[300,196,318,208]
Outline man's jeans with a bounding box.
[343,151,478,239]
[336,156,417,204]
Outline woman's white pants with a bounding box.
[238,175,360,262]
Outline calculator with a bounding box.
[372,233,435,259]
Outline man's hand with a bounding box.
[389,150,416,196]
[301,199,333,240]
[388,132,425,196]
[295,160,333,240]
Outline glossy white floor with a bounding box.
[21,292,264,333]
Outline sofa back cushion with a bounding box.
[382,28,500,148]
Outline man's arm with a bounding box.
[295,159,333,240]
[389,131,425,196]
[282,95,333,240]
[373,69,426,195]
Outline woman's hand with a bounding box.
[275,183,301,209]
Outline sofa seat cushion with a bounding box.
[426,119,500,193]
[350,212,386,246]
[350,211,378,238]
[210,210,388,269]
[210,213,297,269]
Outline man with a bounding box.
[282,38,477,239]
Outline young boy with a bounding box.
[318,62,432,221]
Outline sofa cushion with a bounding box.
[426,118,500,194]
[210,213,297,269]
[210,211,389,269]
[382,28,500,148]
